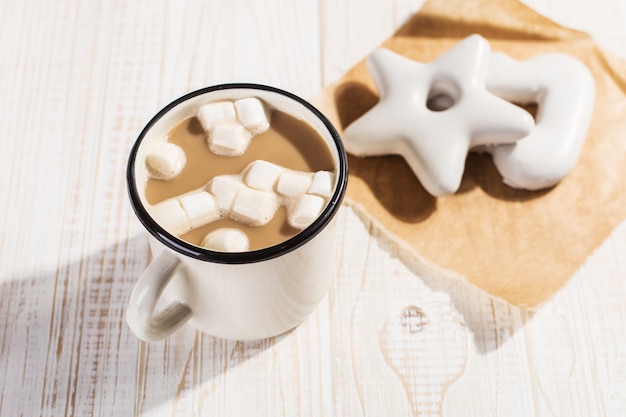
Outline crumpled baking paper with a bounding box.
[313,0,626,307]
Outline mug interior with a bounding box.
[127,83,347,264]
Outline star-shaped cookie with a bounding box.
[343,34,535,196]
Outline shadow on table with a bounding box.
[361,219,532,355]
[0,229,529,417]
[0,234,280,416]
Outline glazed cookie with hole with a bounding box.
[343,34,595,196]
[343,34,535,197]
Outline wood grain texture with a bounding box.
[0,0,624,416]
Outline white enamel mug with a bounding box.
[126,84,348,342]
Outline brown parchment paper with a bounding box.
[313,0,626,307]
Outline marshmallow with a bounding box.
[308,171,334,197]
[244,160,284,191]
[148,160,335,243]
[207,122,252,156]
[342,35,534,196]
[201,228,250,252]
[198,98,272,157]
[208,175,245,211]
[150,192,220,236]
[197,101,236,132]
[231,188,278,226]
[214,161,334,228]
[288,194,326,229]
[486,52,595,190]
[235,97,270,134]
[145,142,186,180]
[150,198,188,235]
[178,191,220,229]
[276,171,312,196]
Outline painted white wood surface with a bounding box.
[0,0,625,416]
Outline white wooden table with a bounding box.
[1,0,625,416]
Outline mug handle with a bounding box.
[126,250,193,342]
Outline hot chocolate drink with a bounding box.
[142,97,336,251]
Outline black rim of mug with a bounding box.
[127,83,348,264]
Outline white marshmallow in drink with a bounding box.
[288,194,326,229]
[145,142,186,180]
[209,175,245,211]
[148,158,334,245]
[150,199,188,235]
[201,228,250,252]
[208,122,251,156]
[197,101,237,132]
[276,171,312,196]
[150,191,220,236]
[308,171,334,197]
[244,160,284,191]
[197,98,269,157]
[178,191,220,228]
[234,97,270,134]
[231,188,278,226]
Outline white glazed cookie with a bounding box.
[343,34,535,197]
[485,52,595,190]
[343,34,595,196]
